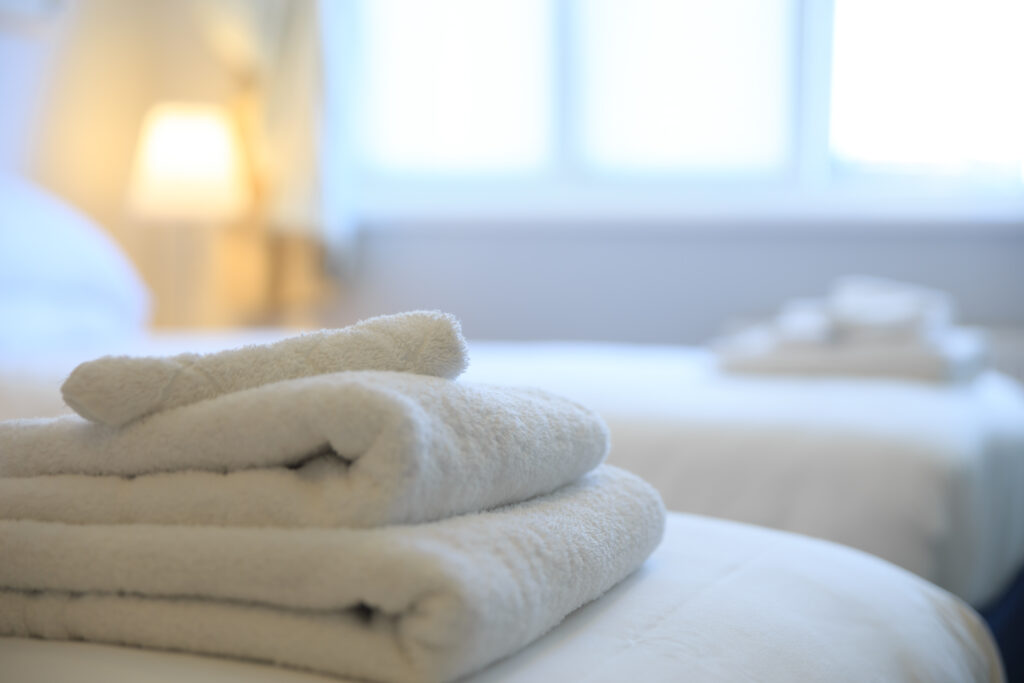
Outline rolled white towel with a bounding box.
[0,465,665,683]
[60,310,469,427]
[828,275,953,342]
[0,371,608,527]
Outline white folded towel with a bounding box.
[773,298,834,347]
[828,275,953,342]
[60,310,469,427]
[0,465,665,683]
[718,327,988,383]
[0,371,608,527]
[715,276,984,382]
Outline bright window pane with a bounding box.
[576,0,795,173]
[831,0,1024,174]
[358,0,551,173]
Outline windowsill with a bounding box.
[351,182,1024,234]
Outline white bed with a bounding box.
[463,341,1024,610]
[0,512,1004,683]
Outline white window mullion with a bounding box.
[551,0,576,181]
[792,0,836,190]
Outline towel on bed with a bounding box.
[60,310,469,427]
[829,275,954,342]
[718,326,988,383]
[716,276,987,383]
[0,465,665,683]
[0,370,608,527]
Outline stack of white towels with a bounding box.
[716,276,989,383]
[0,311,665,683]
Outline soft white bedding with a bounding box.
[0,512,1003,683]
[462,341,1024,608]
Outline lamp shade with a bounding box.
[127,102,252,222]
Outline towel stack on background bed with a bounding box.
[0,311,665,683]
[716,275,988,382]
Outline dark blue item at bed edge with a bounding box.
[981,563,1024,683]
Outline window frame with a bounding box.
[321,0,1024,229]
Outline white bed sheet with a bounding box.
[0,512,1003,683]
[461,341,1024,607]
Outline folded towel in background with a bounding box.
[718,326,988,383]
[0,466,665,683]
[715,276,986,383]
[60,310,469,427]
[773,298,834,347]
[0,371,608,527]
[829,275,953,342]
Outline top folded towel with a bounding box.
[60,310,469,427]
[2,370,608,527]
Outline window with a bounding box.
[830,0,1024,179]
[326,0,1024,221]
[359,0,553,173]
[576,0,794,174]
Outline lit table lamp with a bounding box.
[128,102,251,222]
[127,102,258,326]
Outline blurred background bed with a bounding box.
[2,0,1024,681]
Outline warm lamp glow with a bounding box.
[128,102,252,222]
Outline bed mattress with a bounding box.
[0,511,1002,683]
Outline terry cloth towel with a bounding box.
[714,276,985,383]
[717,326,988,383]
[0,466,665,683]
[60,310,469,427]
[0,371,608,527]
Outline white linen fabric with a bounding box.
[0,371,608,527]
[464,341,1024,607]
[0,511,1003,683]
[0,466,665,683]
[60,310,469,426]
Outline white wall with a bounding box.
[332,220,1024,343]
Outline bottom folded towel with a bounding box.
[0,465,664,683]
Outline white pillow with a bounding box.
[0,173,151,351]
